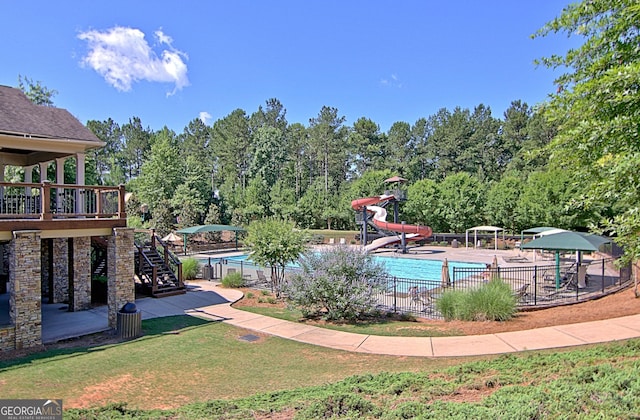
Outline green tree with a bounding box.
[241,175,270,221]
[150,199,175,237]
[203,203,223,242]
[249,98,288,133]
[534,0,639,262]
[269,180,297,221]
[171,155,211,226]
[121,117,153,180]
[86,118,123,185]
[384,121,412,176]
[346,169,393,202]
[348,117,384,176]
[484,174,525,232]
[211,109,252,191]
[244,219,309,297]
[403,179,444,232]
[135,128,183,211]
[17,75,57,106]
[514,169,585,230]
[249,126,286,188]
[308,106,349,195]
[282,122,309,199]
[438,173,486,232]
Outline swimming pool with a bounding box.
[203,253,484,282]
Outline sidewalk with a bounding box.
[187,280,640,358]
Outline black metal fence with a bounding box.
[205,256,632,320]
[375,258,631,319]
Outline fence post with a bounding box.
[533,265,537,305]
[602,259,606,293]
[392,277,397,313]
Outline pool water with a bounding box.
[206,253,484,282]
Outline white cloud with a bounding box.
[199,111,212,125]
[380,73,403,88]
[78,26,189,95]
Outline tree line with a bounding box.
[83,97,597,236]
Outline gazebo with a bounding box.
[465,226,505,251]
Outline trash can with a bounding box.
[202,264,213,280]
[451,239,459,248]
[117,302,141,339]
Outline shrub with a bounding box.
[222,272,245,288]
[181,258,201,280]
[285,246,389,321]
[435,289,468,321]
[436,279,517,321]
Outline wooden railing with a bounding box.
[0,181,126,220]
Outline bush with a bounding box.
[285,246,389,321]
[436,279,517,321]
[181,258,201,280]
[222,272,245,288]
[435,289,468,321]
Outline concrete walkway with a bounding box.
[34,279,640,356]
[187,280,640,357]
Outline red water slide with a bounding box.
[351,195,433,239]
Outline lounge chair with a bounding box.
[502,255,530,263]
[513,284,529,302]
[256,270,268,284]
[408,286,433,312]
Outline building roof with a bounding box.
[0,85,101,144]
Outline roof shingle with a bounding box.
[0,85,101,143]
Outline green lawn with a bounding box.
[3,316,639,418]
[0,316,452,410]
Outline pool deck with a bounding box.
[193,243,590,267]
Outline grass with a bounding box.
[0,316,453,410]
[3,314,640,418]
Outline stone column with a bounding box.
[10,230,42,349]
[71,236,91,311]
[107,228,135,327]
[51,238,69,303]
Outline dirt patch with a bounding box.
[232,286,640,336]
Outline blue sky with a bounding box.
[0,1,578,133]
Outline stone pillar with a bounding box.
[10,231,42,349]
[71,236,91,311]
[51,238,69,303]
[40,240,50,301]
[107,228,135,328]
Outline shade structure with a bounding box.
[175,224,246,255]
[441,258,451,288]
[521,231,611,289]
[521,226,564,235]
[384,175,407,183]
[465,226,504,251]
[520,231,610,252]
